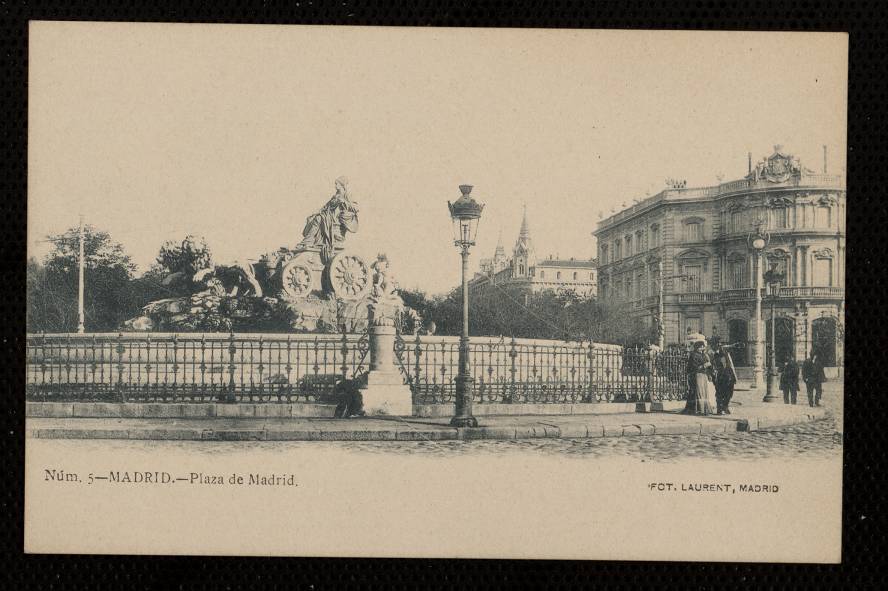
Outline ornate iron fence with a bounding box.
[26,333,369,403]
[395,335,687,404]
[27,332,686,405]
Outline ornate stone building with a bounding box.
[470,207,597,299]
[594,146,845,368]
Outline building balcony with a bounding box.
[719,288,755,302]
[677,292,716,304]
[622,286,845,309]
[777,286,845,299]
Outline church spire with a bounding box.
[519,203,530,239]
[493,229,507,271]
[513,203,535,274]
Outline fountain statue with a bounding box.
[125,178,413,333]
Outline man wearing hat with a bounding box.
[710,337,737,415]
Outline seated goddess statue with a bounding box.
[296,176,359,263]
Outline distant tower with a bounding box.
[493,230,507,272]
[512,204,535,277]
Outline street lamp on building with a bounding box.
[448,185,485,428]
[762,262,785,402]
[747,221,769,390]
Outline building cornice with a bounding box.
[595,173,845,235]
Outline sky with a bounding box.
[28,23,847,294]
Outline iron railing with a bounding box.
[27,332,687,405]
[395,335,687,405]
[26,332,369,403]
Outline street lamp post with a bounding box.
[748,223,768,390]
[77,215,86,334]
[448,185,484,428]
[654,260,688,350]
[762,263,785,402]
[657,261,664,350]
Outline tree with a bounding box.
[154,235,213,295]
[402,284,654,345]
[156,235,212,277]
[27,225,137,332]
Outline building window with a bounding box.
[772,207,789,229]
[684,265,702,292]
[626,276,633,299]
[650,224,660,247]
[556,271,561,280]
[815,205,831,228]
[635,230,644,253]
[636,272,645,298]
[613,240,621,260]
[731,210,744,233]
[590,272,595,280]
[601,245,608,265]
[572,272,577,280]
[730,260,746,289]
[625,235,632,255]
[813,257,833,286]
[686,317,702,335]
[539,271,545,279]
[684,221,702,242]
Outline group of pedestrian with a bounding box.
[683,334,737,416]
[779,352,827,407]
[683,329,829,415]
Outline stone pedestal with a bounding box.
[360,323,413,416]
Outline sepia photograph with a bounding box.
[25,22,846,561]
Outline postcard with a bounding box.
[26,22,845,561]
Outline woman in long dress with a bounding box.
[683,339,717,415]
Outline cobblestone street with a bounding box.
[40,383,841,463]
[335,383,844,462]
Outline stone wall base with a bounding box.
[27,402,337,419]
[412,401,680,418]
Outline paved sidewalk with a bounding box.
[27,397,827,441]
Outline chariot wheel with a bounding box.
[328,252,370,300]
[281,262,314,299]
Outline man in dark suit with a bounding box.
[802,352,827,407]
[780,357,800,405]
[710,337,737,415]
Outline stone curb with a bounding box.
[26,410,824,441]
